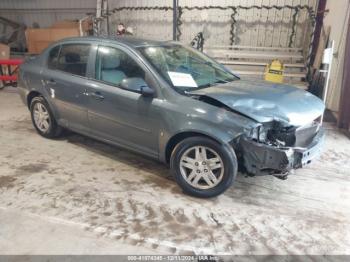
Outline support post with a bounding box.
[320,40,334,124]
[104,0,109,36]
[173,0,178,41]
[338,12,350,130]
[310,0,328,68]
[96,0,102,35]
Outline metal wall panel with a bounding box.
[109,0,174,39]
[0,0,96,9]
[109,0,317,48]
[0,0,96,28]
[0,0,317,48]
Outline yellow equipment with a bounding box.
[265,60,284,83]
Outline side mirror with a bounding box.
[121,77,155,97]
[140,85,155,97]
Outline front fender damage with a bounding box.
[237,126,325,178]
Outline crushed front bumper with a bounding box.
[239,127,325,176]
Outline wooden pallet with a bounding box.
[206,49,304,62]
[205,45,308,89]
[216,60,305,68]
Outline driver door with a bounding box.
[86,45,160,157]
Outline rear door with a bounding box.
[43,43,93,132]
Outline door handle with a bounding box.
[90,91,104,101]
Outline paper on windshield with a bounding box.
[167,71,198,87]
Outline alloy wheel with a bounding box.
[179,146,224,190]
[33,102,51,133]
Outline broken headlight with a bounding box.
[249,125,268,142]
[249,122,296,147]
[267,125,296,147]
[248,119,320,148]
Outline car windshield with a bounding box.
[138,44,239,92]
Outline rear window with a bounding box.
[47,45,61,70]
[55,44,91,77]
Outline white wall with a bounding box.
[0,0,317,49]
[0,0,321,51]
[323,0,350,112]
[109,0,318,48]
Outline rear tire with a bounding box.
[170,136,237,198]
[30,96,62,138]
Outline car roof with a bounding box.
[60,36,173,48]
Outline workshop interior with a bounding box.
[0,0,350,260]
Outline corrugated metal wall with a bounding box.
[0,0,96,28]
[0,0,317,48]
[110,0,318,48]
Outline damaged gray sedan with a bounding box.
[18,37,325,198]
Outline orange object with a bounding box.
[25,18,93,54]
[26,28,80,54]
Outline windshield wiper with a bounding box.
[213,78,230,84]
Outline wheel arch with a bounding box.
[27,90,43,109]
[164,131,225,164]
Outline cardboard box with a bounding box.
[0,43,10,60]
[52,19,93,33]
[52,20,79,28]
[26,28,80,54]
[25,18,93,54]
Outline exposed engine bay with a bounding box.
[246,118,321,148]
[239,119,324,178]
[192,93,325,179]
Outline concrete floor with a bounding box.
[0,87,350,255]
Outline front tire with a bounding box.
[170,137,237,198]
[30,96,62,138]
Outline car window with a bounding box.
[56,44,91,77]
[47,45,61,70]
[95,46,145,86]
[139,45,238,93]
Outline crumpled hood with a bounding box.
[190,80,325,126]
